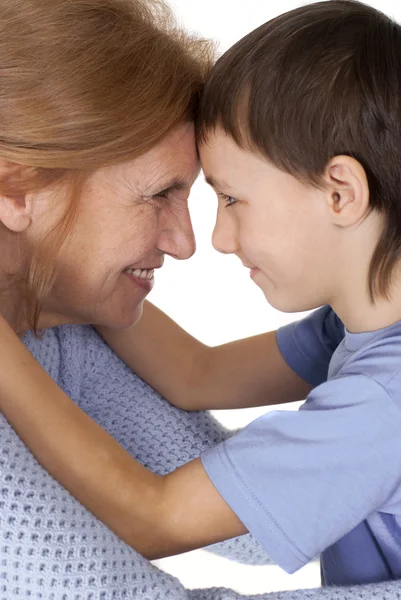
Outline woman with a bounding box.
[0,0,273,597]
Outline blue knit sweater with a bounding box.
[0,324,399,598]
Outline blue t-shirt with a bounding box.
[201,306,401,586]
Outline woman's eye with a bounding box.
[147,189,169,208]
[154,189,168,199]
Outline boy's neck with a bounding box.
[331,266,401,334]
[324,208,401,334]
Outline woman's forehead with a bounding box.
[96,128,200,195]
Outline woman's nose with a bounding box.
[157,203,196,260]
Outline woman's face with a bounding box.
[39,123,199,329]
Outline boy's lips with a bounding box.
[241,261,257,270]
[240,259,254,268]
[239,261,260,279]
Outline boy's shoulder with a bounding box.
[330,318,401,393]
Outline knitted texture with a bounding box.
[0,324,399,599]
[189,581,401,599]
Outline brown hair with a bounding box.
[198,0,401,301]
[0,0,214,330]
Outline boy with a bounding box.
[1,0,400,588]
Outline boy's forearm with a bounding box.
[0,319,245,559]
[204,334,313,410]
[98,302,312,411]
[97,301,209,410]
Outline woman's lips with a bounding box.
[123,269,155,292]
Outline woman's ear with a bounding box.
[323,155,370,228]
[0,160,34,232]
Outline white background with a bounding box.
[149,0,401,594]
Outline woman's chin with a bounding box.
[96,302,144,330]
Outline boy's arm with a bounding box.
[1,316,376,571]
[0,318,246,559]
[97,301,312,410]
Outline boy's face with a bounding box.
[200,129,338,313]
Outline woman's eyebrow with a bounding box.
[158,176,195,192]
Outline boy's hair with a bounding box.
[198,0,401,301]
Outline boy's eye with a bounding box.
[219,193,238,208]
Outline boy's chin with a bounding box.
[262,289,318,314]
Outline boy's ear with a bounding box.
[0,160,34,233]
[323,155,370,227]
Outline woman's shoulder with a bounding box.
[21,325,103,400]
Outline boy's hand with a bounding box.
[0,317,247,558]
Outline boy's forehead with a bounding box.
[199,128,241,160]
[199,131,243,185]
[200,130,263,169]
[200,133,279,194]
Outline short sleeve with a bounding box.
[201,375,401,574]
[276,306,345,386]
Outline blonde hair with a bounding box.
[0,0,214,330]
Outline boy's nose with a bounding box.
[212,211,240,255]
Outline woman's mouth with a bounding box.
[124,268,155,292]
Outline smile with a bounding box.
[124,268,154,280]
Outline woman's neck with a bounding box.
[0,290,29,337]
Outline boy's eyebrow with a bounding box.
[204,175,233,191]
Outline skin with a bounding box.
[200,129,401,333]
[0,118,311,415]
[1,127,401,559]
[0,122,199,333]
